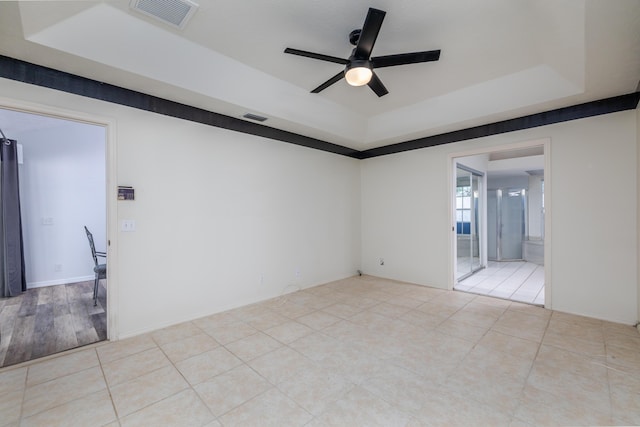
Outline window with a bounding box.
[456,184,471,234]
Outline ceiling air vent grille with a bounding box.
[130,0,199,30]
[243,113,268,122]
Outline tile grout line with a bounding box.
[507,263,535,302]
[19,349,108,423]
[602,322,615,423]
[114,331,211,424]
[509,303,552,422]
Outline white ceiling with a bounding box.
[0,0,638,151]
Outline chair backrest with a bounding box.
[84,226,98,266]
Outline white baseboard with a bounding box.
[27,275,95,289]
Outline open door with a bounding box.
[455,164,483,281]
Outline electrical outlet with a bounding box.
[42,217,54,225]
[54,264,62,272]
[295,268,301,278]
[379,258,385,266]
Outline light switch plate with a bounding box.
[121,219,136,232]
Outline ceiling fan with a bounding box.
[284,7,441,97]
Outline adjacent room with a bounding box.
[0,1,639,426]
[0,108,107,367]
[454,146,546,306]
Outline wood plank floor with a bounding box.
[0,280,106,367]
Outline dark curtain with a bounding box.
[0,139,26,297]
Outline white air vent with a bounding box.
[130,0,199,30]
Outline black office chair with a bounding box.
[84,226,106,306]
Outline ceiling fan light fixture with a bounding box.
[344,61,372,86]
[283,7,440,97]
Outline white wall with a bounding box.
[362,147,451,287]
[0,78,362,338]
[115,111,361,336]
[16,119,106,288]
[362,111,637,324]
[1,76,636,332]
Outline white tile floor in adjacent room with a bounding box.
[1,275,639,426]
[456,261,545,305]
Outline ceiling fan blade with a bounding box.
[367,72,388,97]
[354,8,386,59]
[284,48,348,65]
[371,50,441,68]
[311,71,345,93]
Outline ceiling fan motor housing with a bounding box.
[349,29,362,46]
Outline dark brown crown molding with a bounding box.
[0,55,638,160]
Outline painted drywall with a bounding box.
[362,111,637,324]
[0,78,361,338]
[362,147,451,288]
[15,118,106,287]
[115,111,361,336]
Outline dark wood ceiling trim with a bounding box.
[357,92,640,159]
[0,55,360,159]
[0,55,638,161]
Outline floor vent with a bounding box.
[130,0,199,30]
[242,113,268,122]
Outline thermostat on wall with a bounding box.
[118,186,135,200]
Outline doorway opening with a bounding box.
[0,107,108,367]
[452,141,549,307]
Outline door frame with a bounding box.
[448,138,552,308]
[0,96,119,340]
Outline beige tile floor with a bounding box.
[1,275,639,426]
